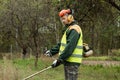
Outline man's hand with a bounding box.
[44,50,52,57]
[51,59,63,68]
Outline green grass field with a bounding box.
[0,57,120,80]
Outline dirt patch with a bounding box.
[82,60,120,66]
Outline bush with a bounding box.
[111,49,120,56]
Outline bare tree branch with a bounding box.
[105,0,120,11]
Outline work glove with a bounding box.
[83,43,93,57]
[51,59,63,68]
[44,50,52,57]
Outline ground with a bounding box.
[83,60,120,66]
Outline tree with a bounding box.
[0,0,59,67]
[55,0,120,55]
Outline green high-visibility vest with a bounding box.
[59,25,83,63]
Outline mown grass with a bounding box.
[80,65,120,80]
[0,57,120,80]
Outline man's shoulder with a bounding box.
[69,24,81,33]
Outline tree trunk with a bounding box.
[22,47,27,59]
[35,51,38,67]
[91,24,95,51]
[33,35,39,67]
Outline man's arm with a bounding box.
[50,42,61,55]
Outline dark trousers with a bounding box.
[64,64,79,80]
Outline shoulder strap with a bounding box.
[68,25,81,33]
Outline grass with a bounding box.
[0,56,120,80]
[80,65,120,80]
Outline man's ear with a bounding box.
[67,15,74,22]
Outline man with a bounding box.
[44,9,83,80]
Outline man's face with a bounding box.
[60,15,69,25]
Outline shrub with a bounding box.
[111,49,120,56]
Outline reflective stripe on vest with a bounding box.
[59,25,83,63]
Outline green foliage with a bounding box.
[111,56,120,61]
[111,49,120,56]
